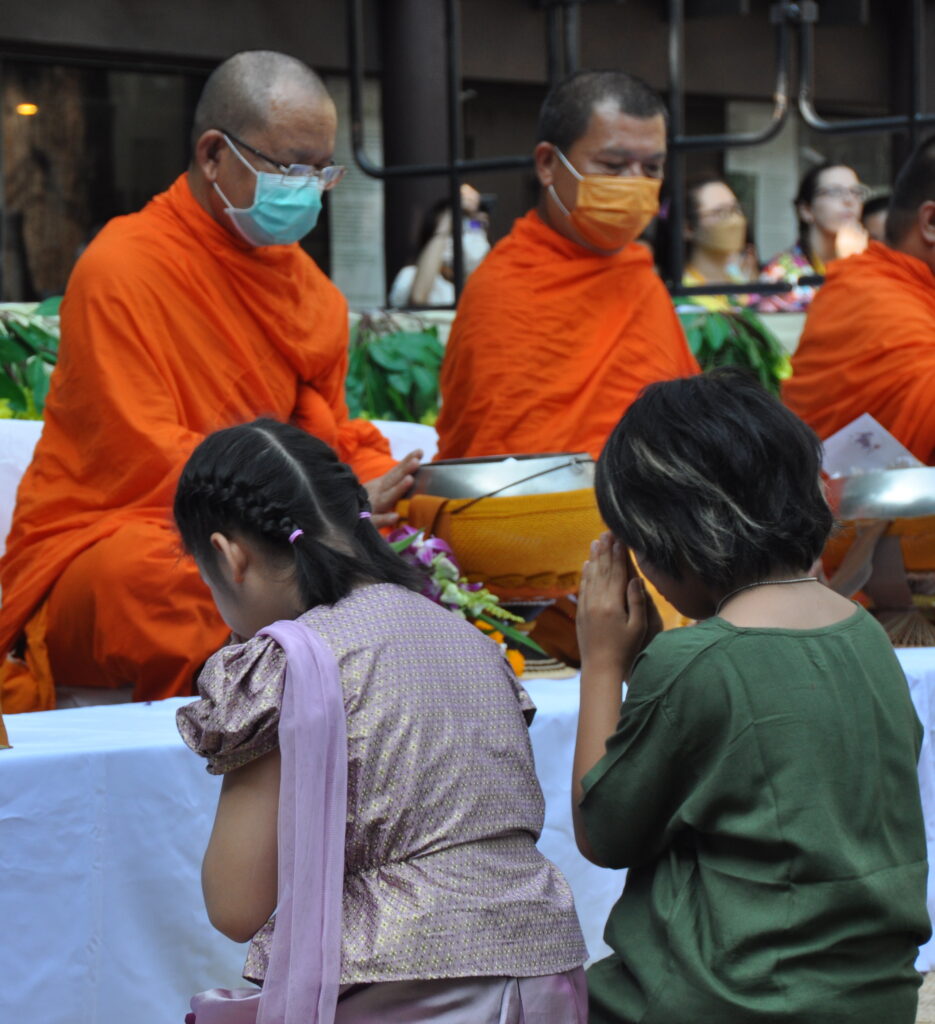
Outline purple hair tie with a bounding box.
[359,511,372,520]
[288,528,304,544]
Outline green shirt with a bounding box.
[581,607,929,1024]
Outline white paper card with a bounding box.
[821,413,924,479]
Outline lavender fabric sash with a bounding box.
[187,620,347,1024]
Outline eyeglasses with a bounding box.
[220,130,346,190]
[814,185,871,203]
[698,202,744,223]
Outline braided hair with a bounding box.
[174,418,421,608]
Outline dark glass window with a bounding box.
[1,58,330,301]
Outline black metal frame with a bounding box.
[347,0,935,303]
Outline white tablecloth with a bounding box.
[0,418,43,561]
[2,651,934,1024]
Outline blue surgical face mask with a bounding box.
[213,134,323,247]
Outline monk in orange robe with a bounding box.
[436,70,698,461]
[0,53,417,714]
[785,137,935,464]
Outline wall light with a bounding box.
[15,103,39,116]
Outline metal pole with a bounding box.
[563,2,580,76]
[671,4,790,153]
[546,5,563,85]
[666,0,686,290]
[909,0,924,151]
[348,0,531,179]
[797,0,935,136]
[445,0,465,300]
[0,56,5,300]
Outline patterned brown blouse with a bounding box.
[177,583,586,985]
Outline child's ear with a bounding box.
[209,532,250,585]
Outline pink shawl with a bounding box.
[187,620,347,1023]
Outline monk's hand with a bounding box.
[365,450,423,528]
[577,533,653,682]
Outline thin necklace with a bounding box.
[715,576,819,616]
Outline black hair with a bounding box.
[174,418,422,608]
[413,194,491,254]
[416,197,453,252]
[595,369,833,590]
[684,176,730,232]
[886,134,935,245]
[537,69,667,151]
[794,161,851,262]
[861,193,890,222]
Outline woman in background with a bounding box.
[759,161,869,311]
[680,177,758,312]
[388,184,490,307]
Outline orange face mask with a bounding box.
[550,148,662,252]
[695,213,747,256]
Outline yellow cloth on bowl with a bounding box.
[401,490,603,601]
[399,491,687,633]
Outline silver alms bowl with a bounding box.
[410,452,595,501]
[827,468,935,521]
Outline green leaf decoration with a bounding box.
[368,342,409,372]
[678,309,787,396]
[35,295,63,317]
[476,612,547,655]
[411,364,437,402]
[8,320,46,352]
[389,531,422,554]
[24,358,51,413]
[345,312,442,423]
[0,301,61,418]
[0,333,31,362]
[0,373,29,413]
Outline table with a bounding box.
[2,652,934,1024]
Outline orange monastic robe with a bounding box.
[0,174,393,713]
[436,210,699,460]
[785,242,935,463]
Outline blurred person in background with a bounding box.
[759,162,869,312]
[862,193,890,243]
[388,184,490,307]
[678,177,758,312]
[785,136,935,465]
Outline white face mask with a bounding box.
[442,220,491,274]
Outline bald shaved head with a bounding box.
[191,50,330,152]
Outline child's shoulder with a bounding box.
[627,620,733,701]
[306,582,496,647]
[176,632,285,774]
[622,618,749,716]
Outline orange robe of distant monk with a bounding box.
[0,174,393,713]
[436,210,699,460]
[785,242,935,464]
